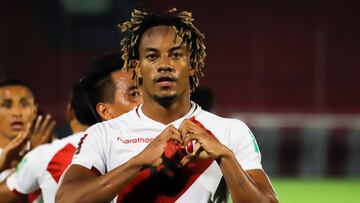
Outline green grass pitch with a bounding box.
[272,178,360,203]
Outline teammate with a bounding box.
[0,53,142,203]
[0,79,55,183]
[56,9,278,203]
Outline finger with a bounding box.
[183,132,199,147]
[185,140,202,154]
[178,119,188,140]
[33,115,43,133]
[152,158,163,167]
[40,121,56,144]
[24,123,32,140]
[162,125,182,143]
[16,131,28,146]
[167,128,182,144]
[44,121,56,137]
[39,114,52,134]
[8,132,28,152]
[12,132,24,143]
[180,153,195,166]
[193,142,202,154]
[178,119,196,141]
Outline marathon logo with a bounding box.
[75,134,88,155]
[117,137,154,144]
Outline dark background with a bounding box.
[1,0,360,177]
[2,0,359,123]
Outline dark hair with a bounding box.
[191,87,214,111]
[119,8,206,91]
[0,78,30,89]
[0,78,35,100]
[79,52,124,125]
[70,81,95,126]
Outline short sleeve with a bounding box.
[6,147,45,194]
[71,125,107,174]
[228,120,262,170]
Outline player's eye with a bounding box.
[146,53,158,61]
[20,101,30,108]
[170,51,183,59]
[129,90,140,97]
[1,100,12,109]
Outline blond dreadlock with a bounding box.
[118,8,206,91]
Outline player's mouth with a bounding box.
[10,121,24,131]
[155,75,176,87]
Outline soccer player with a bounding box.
[56,9,278,203]
[0,53,142,203]
[0,79,55,182]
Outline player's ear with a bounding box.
[96,103,111,121]
[32,103,38,119]
[134,60,142,78]
[66,103,74,121]
[189,66,195,77]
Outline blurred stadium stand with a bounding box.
[233,113,360,177]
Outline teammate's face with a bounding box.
[0,85,37,139]
[137,25,194,102]
[106,70,142,118]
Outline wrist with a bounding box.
[216,147,234,165]
[131,153,149,170]
[0,152,8,171]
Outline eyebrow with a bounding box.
[1,98,12,103]
[144,48,158,53]
[143,44,185,53]
[128,85,138,91]
[19,97,30,102]
[168,45,184,52]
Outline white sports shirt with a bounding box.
[0,148,13,182]
[6,132,84,203]
[72,102,262,203]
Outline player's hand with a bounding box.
[0,124,30,171]
[29,114,56,149]
[178,119,229,166]
[136,125,182,168]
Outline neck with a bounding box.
[142,92,191,125]
[69,120,89,134]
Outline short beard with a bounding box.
[153,95,177,108]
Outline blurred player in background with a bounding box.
[0,53,142,203]
[0,79,55,182]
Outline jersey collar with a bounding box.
[136,101,201,128]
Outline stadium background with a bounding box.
[1,0,359,202]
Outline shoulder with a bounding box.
[14,143,52,175]
[86,108,139,134]
[196,109,249,131]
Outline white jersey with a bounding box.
[0,148,13,182]
[6,132,84,203]
[72,102,262,203]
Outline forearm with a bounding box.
[218,151,278,203]
[0,151,10,171]
[0,181,22,203]
[56,155,144,203]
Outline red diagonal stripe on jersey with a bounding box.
[46,144,76,183]
[189,116,219,141]
[117,117,218,203]
[28,189,41,203]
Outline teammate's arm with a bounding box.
[56,125,182,203]
[0,145,47,203]
[0,181,23,203]
[0,126,29,171]
[180,119,278,203]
